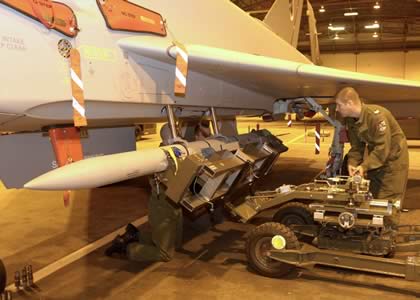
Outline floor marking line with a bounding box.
[285,133,306,145]
[182,249,209,269]
[6,215,148,292]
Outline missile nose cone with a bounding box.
[23,148,170,190]
[23,161,90,190]
[24,176,47,190]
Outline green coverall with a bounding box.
[126,181,183,262]
[345,104,409,204]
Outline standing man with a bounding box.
[335,87,409,206]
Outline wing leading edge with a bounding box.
[118,37,420,103]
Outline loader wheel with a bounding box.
[273,202,313,226]
[246,222,300,277]
[0,258,5,293]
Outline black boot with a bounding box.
[105,224,139,257]
[125,223,139,237]
[105,235,126,257]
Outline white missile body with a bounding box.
[23,140,229,190]
[24,148,170,190]
[23,132,282,191]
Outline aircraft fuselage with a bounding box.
[0,0,310,132]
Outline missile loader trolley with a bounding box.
[230,175,420,280]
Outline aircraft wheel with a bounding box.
[246,222,299,278]
[135,125,143,141]
[0,258,6,293]
[273,202,313,226]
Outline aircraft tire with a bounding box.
[246,222,299,278]
[135,125,143,141]
[0,258,5,293]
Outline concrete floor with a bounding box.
[1,119,420,299]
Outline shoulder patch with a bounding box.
[377,120,387,133]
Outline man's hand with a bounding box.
[354,165,365,177]
[348,165,357,176]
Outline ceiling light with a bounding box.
[365,22,380,29]
[319,5,325,13]
[373,32,379,38]
[344,11,358,16]
[328,25,345,31]
[305,32,322,36]
[333,33,340,40]
[373,2,380,9]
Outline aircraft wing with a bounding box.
[119,37,420,103]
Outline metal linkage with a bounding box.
[269,244,420,281]
[165,104,178,141]
[273,98,344,177]
[302,97,344,177]
[210,107,220,136]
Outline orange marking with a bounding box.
[49,127,84,207]
[63,190,71,207]
[29,0,54,29]
[70,49,87,127]
[174,42,188,97]
[97,0,166,36]
[48,127,84,167]
[1,0,78,37]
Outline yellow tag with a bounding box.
[167,147,179,175]
[79,45,116,62]
[271,235,286,250]
[140,15,155,25]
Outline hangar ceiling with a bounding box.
[231,0,420,54]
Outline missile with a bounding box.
[24,148,170,190]
[24,130,288,191]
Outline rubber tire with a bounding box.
[246,222,300,278]
[135,125,142,141]
[0,258,5,293]
[273,202,313,226]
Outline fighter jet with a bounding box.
[1,0,420,190]
[1,0,420,293]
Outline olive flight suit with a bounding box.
[345,104,409,204]
[126,180,183,262]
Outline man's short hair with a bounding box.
[335,87,361,105]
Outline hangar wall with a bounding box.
[320,50,420,81]
[319,50,420,139]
